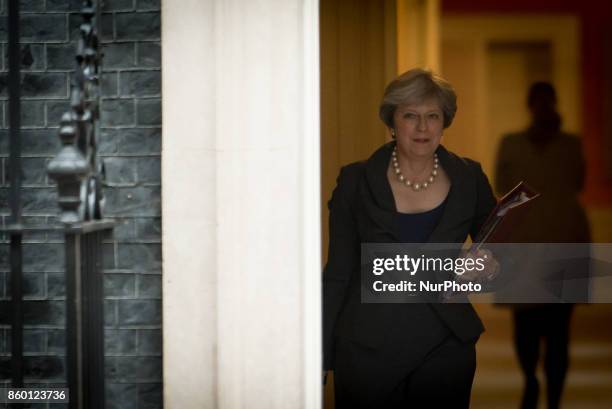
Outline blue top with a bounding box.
[388,196,451,348]
[397,198,447,243]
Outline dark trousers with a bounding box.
[333,335,477,409]
[513,305,573,409]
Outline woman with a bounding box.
[323,68,498,408]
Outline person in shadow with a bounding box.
[494,82,591,409]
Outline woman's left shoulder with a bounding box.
[439,146,486,175]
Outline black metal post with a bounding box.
[7,0,23,388]
[65,223,111,409]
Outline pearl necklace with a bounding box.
[391,146,439,191]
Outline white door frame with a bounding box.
[161,1,321,408]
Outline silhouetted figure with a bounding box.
[495,82,590,409]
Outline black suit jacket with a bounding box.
[323,142,497,370]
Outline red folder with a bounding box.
[474,181,540,246]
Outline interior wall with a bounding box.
[486,41,552,188]
[319,0,395,262]
[440,15,580,182]
[441,0,612,205]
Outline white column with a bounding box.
[162,0,321,408]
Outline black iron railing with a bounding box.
[2,1,112,408]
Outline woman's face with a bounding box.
[392,99,444,158]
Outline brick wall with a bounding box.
[0,1,162,408]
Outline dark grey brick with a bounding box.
[137,42,159,68]
[0,356,10,379]
[23,328,45,353]
[136,156,159,183]
[103,186,160,217]
[103,0,134,12]
[24,272,45,298]
[0,243,8,270]
[105,328,136,354]
[101,12,114,41]
[136,0,159,9]
[22,15,67,42]
[117,243,160,270]
[70,12,114,41]
[99,127,161,155]
[46,0,83,12]
[117,299,160,325]
[22,73,68,98]
[103,42,136,69]
[105,273,135,297]
[136,0,161,10]
[21,100,45,127]
[22,128,61,154]
[137,274,160,298]
[45,216,65,240]
[105,299,117,326]
[46,100,70,126]
[138,382,162,409]
[0,302,9,325]
[106,356,161,381]
[103,242,115,269]
[137,329,160,355]
[134,218,160,240]
[119,71,160,96]
[47,43,76,70]
[101,72,119,97]
[105,383,138,409]
[24,300,64,326]
[23,243,64,271]
[47,329,65,354]
[22,187,59,214]
[18,216,47,241]
[24,356,64,379]
[136,98,160,126]
[103,156,136,184]
[109,217,136,241]
[0,75,8,97]
[47,273,65,298]
[20,0,45,12]
[101,99,135,126]
[116,12,160,40]
[21,157,48,185]
[8,44,46,71]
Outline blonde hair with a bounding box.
[379,68,457,129]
